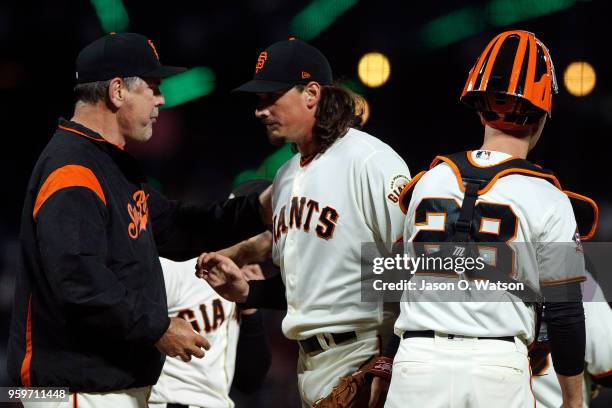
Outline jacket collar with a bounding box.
[57,118,124,150]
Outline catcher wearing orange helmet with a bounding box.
[387,30,590,408]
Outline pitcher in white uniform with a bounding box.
[197,38,410,407]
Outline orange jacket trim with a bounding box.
[33,165,107,219]
[20,295,33,387]
[58,125,124,151]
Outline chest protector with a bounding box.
[399,151,598,303]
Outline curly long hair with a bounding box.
[296,83,364,153]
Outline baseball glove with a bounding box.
[312,356,393,408]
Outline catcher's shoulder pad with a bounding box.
[426,151,598,240]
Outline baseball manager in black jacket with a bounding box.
[7,32,271,408]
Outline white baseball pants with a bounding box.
[385,332,534,408]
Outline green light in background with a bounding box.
[420,6,485,50]
[257,144,295,179]
[90,0,129,33]
[488,0,576,26]
[233,170,261,187]
[291,0,359,41]
[233,144,296,187]
[421,0,583,50]
[341,78,367,95]
[159,67,216,109]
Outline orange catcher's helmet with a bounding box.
[460,30,558,130]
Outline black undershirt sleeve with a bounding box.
[542,282,586,376]
[240,274,287,310]
[232,311,271,393]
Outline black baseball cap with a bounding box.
[75,32,186,84]
[234,38,333,93]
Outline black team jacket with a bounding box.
[7,119,266,392]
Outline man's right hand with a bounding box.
[195,252,250,303]
[155,317,210,362]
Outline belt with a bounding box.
[299,331,358,354]
[402,330,514,343]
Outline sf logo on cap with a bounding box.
[255,51,268,73]
[147,39,160,60]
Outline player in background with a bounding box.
[148,257,270,408]
[149,180,273,408]
[387,30,587,408]
[149,180,271,408]
[533,271,612,407]
[197,38,410,407]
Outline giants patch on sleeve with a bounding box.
[387,175,410,204]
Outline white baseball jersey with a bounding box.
[149,258,239,408]
[395,150,585,343]
[271,128,410,340]
[533,276,612,408]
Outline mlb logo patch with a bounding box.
[475,150,492,160]
[572,229,583,252]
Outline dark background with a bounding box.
[1,0,610,406]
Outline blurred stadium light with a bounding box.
[290,0,359,40]
[159,67,216,109]
[90,0,129,33]
[421,0,581,49]
[358,52,391,88]
[564,61,596,96]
